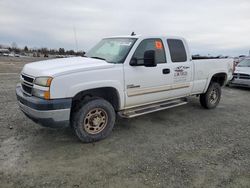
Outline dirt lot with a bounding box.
[0,57,249,188]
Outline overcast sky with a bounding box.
[0,0,250,56]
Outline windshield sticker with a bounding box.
[155,41,163,49]
[174,66,190,82]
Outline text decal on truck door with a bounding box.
[174,66,190,82]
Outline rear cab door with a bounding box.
[163,37,194,98]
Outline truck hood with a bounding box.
[235,66,250,74]
[22,57,115,77]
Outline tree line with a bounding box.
[0,42,85,56]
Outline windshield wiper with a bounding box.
[89,56,116,64]
[90,56,106,61]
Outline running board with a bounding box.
[119,98,188,118]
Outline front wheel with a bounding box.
[200,82,221,109]
[71,98,116,143]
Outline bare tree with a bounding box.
[59,48,65,55]
[11,42,17,50]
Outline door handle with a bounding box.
[162,68,170,74]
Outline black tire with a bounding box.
[200,82,221,109]
[71,98,116,143]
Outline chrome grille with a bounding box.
[21,74,34,95]
[22,74,34,83]
[233,73,250,80]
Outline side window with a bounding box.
[132,39,166,65]
[167,39,187,62]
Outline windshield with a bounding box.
[237,59,250,67]
[86,38,137,64]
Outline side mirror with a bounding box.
[129,57,138,66]
[144,50,156,67]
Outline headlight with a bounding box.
[34,77,53,87]
[33,76,52,99]
[32,88,50,100]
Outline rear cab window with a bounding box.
[167,39,187,63]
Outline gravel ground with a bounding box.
[0,57,249,188]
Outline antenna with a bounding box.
[131,32,136,36]
[73,26,79,52]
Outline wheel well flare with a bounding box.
[211,73,227,86]
[71,87,120,112]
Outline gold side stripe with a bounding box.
[127,83,190,97]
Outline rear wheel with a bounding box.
[71,98,116,143]
[200,82,221,109]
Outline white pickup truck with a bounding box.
[16,35,233,142]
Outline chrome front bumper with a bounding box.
[16,85,72,128]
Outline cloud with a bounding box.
[0,0,250,56]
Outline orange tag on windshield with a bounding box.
[155,41,163,49]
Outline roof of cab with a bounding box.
[104,35,140,39]
[104,35,184,40]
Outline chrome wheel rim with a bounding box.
[83,108,108,134]
[209,88,219,104]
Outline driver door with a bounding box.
[124,38,174,108]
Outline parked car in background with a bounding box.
[8,53,15,57]
[3,53,9,56]
[233,57,240,65]
[230,58,250,88]
[0,48,10,56]
[14,53,21,57]
[33,52,41,57]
